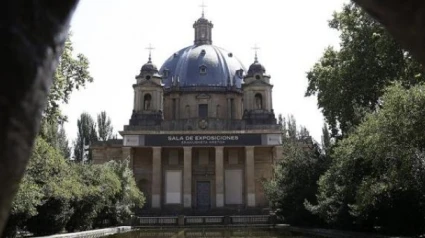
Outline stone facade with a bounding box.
[91,12,283,215]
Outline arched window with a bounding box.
[144,94,152,110]
[254,93,263,109]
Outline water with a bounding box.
[106,227,314,238]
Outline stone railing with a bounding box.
[34,226,132,238]
[124,118,281,131]
[164,86,243,94]
[136,216,178,226]
[230,215,270,224]
[132,215,273,227]
[185,216,224,225]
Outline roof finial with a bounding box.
[252,44,260,63]
[145,43,155,63]
[199,1,207,18]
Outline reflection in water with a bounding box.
[106,227,313,238]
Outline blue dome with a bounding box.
[160,45,246,88]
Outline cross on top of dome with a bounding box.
[145,43,155,63]
[252,44,260,63]
[199,1,207,18]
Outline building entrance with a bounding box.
[196,181,211,211]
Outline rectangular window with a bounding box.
[225,169,243,204]
[166,170,182,204]
[198,104,208,118]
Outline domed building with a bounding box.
[92,12,282,214]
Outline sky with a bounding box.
[63,0,349,145]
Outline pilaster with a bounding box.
[215,146,224,207]
[245,146,255,207]
[183,147,192,208]
[152,147,162,208]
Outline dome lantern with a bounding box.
[136,44,161,80]
[247,45,267,78]
[193,3,213,46]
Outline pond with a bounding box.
[106,227,315,238]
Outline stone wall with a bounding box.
[163,92,243,121]
[254,147,274,207]
[92,146,123,165]
[133,148,153,208]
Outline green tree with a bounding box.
[65,163,120,232]
[3,176,43,237]
[286,115,297,139]
[97,111,114,141]
[306,83,425,235]
[305,3,424,138]
[93,159,145,228]
[58,124,71,159]
[264,116,328,226]
[5,139,145,236]
[39,120,71,159]
[73,113,97,162]
[321,123,332,154]
[44,33,93,123]
[24,138,81,236]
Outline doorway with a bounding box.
[196,181,211,211]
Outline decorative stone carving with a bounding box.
[198,119,208,129]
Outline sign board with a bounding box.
[123,133,281,147]
[262,134,282,145]
[145,134,262,146]
[123,135,141,146]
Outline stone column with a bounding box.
[152,147,162,208]
[183,147,192,208]
[215,146,224,207]
[245,146,255,207]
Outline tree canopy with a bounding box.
[306,83,425,235]
[265,116,327,226]
[97,111,114,142]
[4,137,144,237]
[44,34,93,123]
[305,3,424,138]
[265,3,425,236]
[73,113,98,162]
[3,33,143,238]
